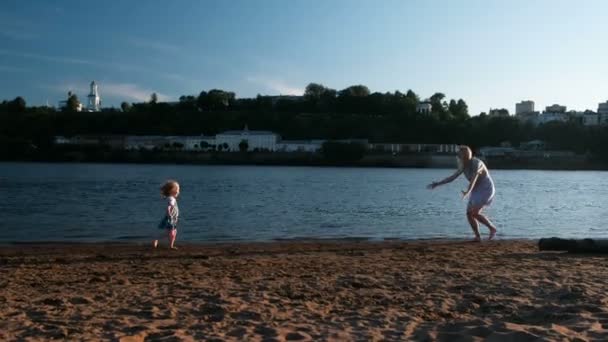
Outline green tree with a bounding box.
[430,92,446,114]
[120,102,132,112]
[238,139,249,152]
[198,89,235,110]
[339,85,371,97]
[456,99,469,119]
[66,92,81,112]
[9,96,26,113]
[304,83,327,101]
[150,93,158,104]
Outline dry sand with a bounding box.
[1,240,608,341]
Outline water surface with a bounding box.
[0,162,606,242]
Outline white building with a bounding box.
[87,81,101,112]
[182,136,216,151]
[538,112,568,124]
[515,100,535,115]
[215,126,280,152]
[416,101,432,114]
[583,112,599,126]
[538,104,568,124]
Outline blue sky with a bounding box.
[0,0,607,115]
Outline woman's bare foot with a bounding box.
[489,228,497,241]
[471,236,481,242]
[153,240,159,248]
[170,246,178,250]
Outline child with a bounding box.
[154,180,180,249]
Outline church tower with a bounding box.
[87,81,101,111]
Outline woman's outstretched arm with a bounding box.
[428,169,463,189]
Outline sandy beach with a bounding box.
[1,240,608,341]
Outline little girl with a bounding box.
[154,180,180,249]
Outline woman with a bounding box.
[428,146,497,241]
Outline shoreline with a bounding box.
[0,237,539,248]
[4,239,608,340]
[3,158,608,171]
[3,149,608,170]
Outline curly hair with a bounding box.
[160,180,180,197]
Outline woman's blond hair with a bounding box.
[160,180,179,197]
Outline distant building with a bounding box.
[515,100,535,115]
[583,111,599,126]
[520,140,546,151]
[276,140,325,152]
[87,81,101,112]
[125,136,166,150]
[215,126,280,151]
[537,104,568,124]
[545,104,567,113]
[183,136,216,151]
[368,143,458,154]
[489,108,509,117]
[598,101,608,125]
[538,112,568,124]
[54,136,71,145]
[416,101,432,114]
[479,147,516,158]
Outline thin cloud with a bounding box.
[0,12,39,40]
[101,83,170,102]
[0,65,29,73]
[0,48,100,66]
[127,38,181,54]
[0,29,38,40]
[0,48,190,82]
[246,76,303,95]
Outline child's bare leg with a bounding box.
[153,239,159,248]
[168,229,177,249]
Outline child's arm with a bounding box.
[166,198,177,217]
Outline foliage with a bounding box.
[1,82,608,162]
[238,139,249,152]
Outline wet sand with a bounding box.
[1,240,608,341]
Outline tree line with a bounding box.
[1,83,608,162]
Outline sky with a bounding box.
[0,0,607,115]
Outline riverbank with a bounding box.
[2,240,608,341]
[3,149,608,170]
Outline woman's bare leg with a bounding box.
[475,210,497,240]
[466,210,481,241]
